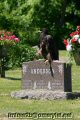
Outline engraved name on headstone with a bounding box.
[22,60,72,92]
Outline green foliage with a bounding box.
[0,0,63,48]
[6,44,36,68]
[0,0,80,50]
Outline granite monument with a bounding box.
[22,60,72,92]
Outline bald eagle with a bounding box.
[38,28,59,63]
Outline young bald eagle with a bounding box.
[38,28,59,63]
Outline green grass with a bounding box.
[0,50,80,120]
[0,69,21,94]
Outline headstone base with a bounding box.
[11,90,80,100]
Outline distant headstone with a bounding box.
[22,60,72,92]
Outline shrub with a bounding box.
[7,44,36,68]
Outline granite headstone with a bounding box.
[22,60,72,92]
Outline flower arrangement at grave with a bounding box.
[0,30,20,45]
[0,30,20,78]
[63,26,80,65]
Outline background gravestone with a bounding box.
[22,60,72,92]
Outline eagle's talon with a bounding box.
[44,60,49,65]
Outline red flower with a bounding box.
[0,30,20,45]
[70,32,75,37]
[71,38,77,43]
[3,37,7,40]
[8,32,12,35]
[75,31,79,35]
[14,38,20,42]
[63,39,68,46]
[6,36,9,39]
[11,35,16,39]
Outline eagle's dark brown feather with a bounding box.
[38,28,59,62]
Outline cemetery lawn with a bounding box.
[0,50,80,120]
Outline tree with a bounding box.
[0,0,80,49]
